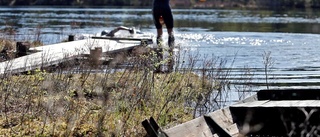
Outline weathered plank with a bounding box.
[0,37,149,74]
[161,89,320,137]
[231,100,320,107]
[164,108,238,137]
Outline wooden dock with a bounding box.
[0,36,153,74]
[144,89,320,137]
[230,89,320,136]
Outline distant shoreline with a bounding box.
[0,0,320,10]
[0,5,317,11]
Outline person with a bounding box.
[152,0,175,47]
[100,26,138,37]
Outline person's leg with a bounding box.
[164,9,175,72]
[166,27,174,46]
[167,28,174,47]
[153,8,163,45]
[167,28,173,36]
[156,29,163,46]
[157,28,163,38]
[163,8,174,47]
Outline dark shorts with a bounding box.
[152,6,174,29]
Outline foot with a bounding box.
[168,35,175,48]
[156,36,163,46]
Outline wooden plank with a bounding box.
[30,38,141,53]
[0,38,145,74]
[91,36,153,42]
[206,108,234,130]
[207,108,239,137]
[231,100,320,107]
[257,89,320,100]
[164,108,238,137]
[165,116,213,137]
[234,94,257,105]
[142,119,158,137]
[203,115,232,137]
[142,117,169,137]
[231,101,269,107]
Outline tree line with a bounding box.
[0,0,151,6]
[0,0,320,9]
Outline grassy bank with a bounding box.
[0,43,240,136]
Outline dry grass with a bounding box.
[0,42,237,136]
[0,68,216,136]
[0,27,241,136]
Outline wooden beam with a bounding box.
[257,89,320,100]
[203,115,232,137]
[91,36,153,45]
[142,117,168,137]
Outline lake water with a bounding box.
[2,7,320,98]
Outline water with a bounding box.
[2,7,320,95]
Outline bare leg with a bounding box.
[167,28,173,36]
[167,28,175,47]
[157,29,163,37]
[167,28,174,46]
